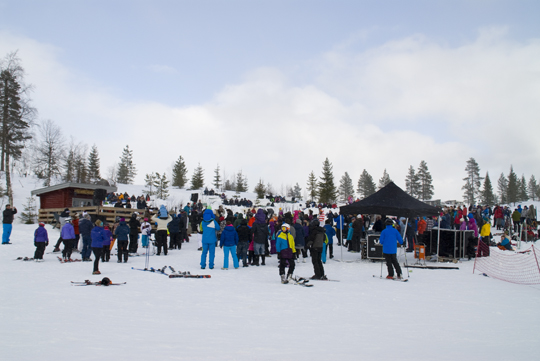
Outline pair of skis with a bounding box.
[372,275,409,282]
[168,266,211,278]
[131,265,211,278]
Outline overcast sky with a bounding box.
[1,0,539,202]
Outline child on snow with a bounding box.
[102,225,113,262]
[33,222,49,261]
[140,218,152,248]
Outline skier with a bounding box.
[60,219,76,261]
[33,222,49,261]
[379,219,404,279]
[276,223,296,284]
[200,209,219,270]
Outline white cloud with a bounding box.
[1,28,539,202]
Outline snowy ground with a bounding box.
[1,224,540,361]
[2,175,540,360]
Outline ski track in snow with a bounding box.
[1,175,540,361]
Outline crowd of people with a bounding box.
[22,194,540,281]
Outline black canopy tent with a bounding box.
[339,182,440,218]
[339,182,443,265]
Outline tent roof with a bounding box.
[339,182,441,218]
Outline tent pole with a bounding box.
[437,216,441,262]
[339,215,343,262]
[403,218,410,278]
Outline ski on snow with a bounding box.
[372,275,409,282]
[57,256,81,263]
[169,274,211,279]
[131,266,168,275]
[15,256,32,261]
[282,276,313,287]
[168,268,211,278]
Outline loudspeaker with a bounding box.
[191,193,198,202]
[367,234,384,259]
[93,189,107,206]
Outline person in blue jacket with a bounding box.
[91,220,107,274]
[33,222,49,261]
[220,221,239,269]
[200,209,219,269]
[324,219,336,259]
[379,218,404,279]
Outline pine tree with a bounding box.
[306,171,318,202]
[480,172,496,206]
[317,158,337,204]
[144,172,156,196]
[153,172,170,200]
[19,196,37,224]
[235,170,248,193]
[378,169,392,190]
[87,144,101,183]
[190,163,204,190]
[497,173,508,204]
[507,166,519,204]
[223,179,234,191]
[528,175,538,201]
[213,164,221,191]
[338,172,355,202]
[74,146,88,183]
[417,160,434,201]
[171,155,188,188]
[1,53,34,204]
[518,175,528,202]
[117,145,137,184]
[357,169,376,199]
[404,165,419,198]
[63,148,76,183]
[462,158,483,205]
[292,183,302,199]
[254,178,266,199]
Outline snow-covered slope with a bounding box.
[1,175,539,361]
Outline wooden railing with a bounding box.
[38,206,157,226]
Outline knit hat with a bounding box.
[39,222,45,227]
[95,220,103,227]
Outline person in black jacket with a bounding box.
[236,219,252,267]
[78,214,94,261]
[128,213,141,253]
[2,204,17,244]
[167,214,182,250]
[306,220,327,280]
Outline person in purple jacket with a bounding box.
[60,220,76,261]
[33,222,49,261]
[101,225,113,262]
